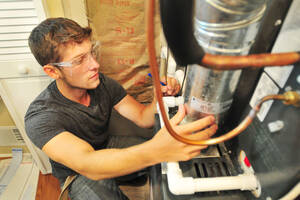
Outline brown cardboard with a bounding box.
[86,0,161,103]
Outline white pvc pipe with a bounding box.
[193,175,258,191]
[166,162,259,195]
[157,101,260,196]
[279,182,300,200]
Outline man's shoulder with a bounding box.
[99,72,118,84]
[98,72,124,90]
[31,81,56,104]
[25,81,59,118]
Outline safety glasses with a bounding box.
[49,41,99,68]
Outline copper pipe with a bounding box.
[146,0,298,145]
[201,52,300,70]
[0,157,12,161]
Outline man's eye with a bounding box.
[81,54,89,63]
[91,50,97,57]
[73,56,85,65]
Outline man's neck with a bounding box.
[56,80,90,106]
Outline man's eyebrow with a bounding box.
[69,51,87,61]
[67,44,93,61]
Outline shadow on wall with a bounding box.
[0,97,15,126]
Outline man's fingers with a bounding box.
[185,146,209,160]
[160,76,167,83]
[161,86,167,93]
[186,124,218,140]
[202,124,218,138]
[179,115,215,135]
[168,77,176,88]
[160,77,180,96]
[166,77,175,95]
[190,145,208,153]
[169,104,186,125]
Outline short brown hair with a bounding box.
[28,18,92,66]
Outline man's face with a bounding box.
[58,39,100,90]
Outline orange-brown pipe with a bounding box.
[201,52,300,70]
[146,0,298,145]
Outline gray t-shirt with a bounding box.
[25,73,127,183]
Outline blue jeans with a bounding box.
[68,175,128,200]
[68,135,149,200]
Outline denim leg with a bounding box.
[106,135,149,183]
[67,136,148,199]
[68,175,129,200]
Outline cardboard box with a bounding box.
[86,0,161,103]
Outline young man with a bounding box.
[25,18,217,200]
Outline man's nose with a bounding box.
[88,56,100,70]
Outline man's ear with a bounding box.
[43,64,61,79]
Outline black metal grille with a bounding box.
[179,143,237,179]
[193,161,230,178]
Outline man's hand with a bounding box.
[160,76,181,96]
[150,105,218,162]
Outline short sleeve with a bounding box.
[25,111,66,149]
[101,74,127,106]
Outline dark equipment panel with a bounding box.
[228,66,300,200]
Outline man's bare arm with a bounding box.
[42,131,159,180]
[42,105,217,180]
[114,95,156,128]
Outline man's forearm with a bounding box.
[78,140,159,180]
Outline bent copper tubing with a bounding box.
[146,0,299,145]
